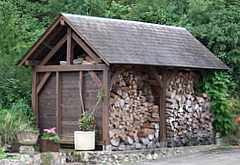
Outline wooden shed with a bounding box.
[18,13,228,150]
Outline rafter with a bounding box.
[72,33,101,63]
[40,34,67,65]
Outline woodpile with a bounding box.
[109,70,161,150]
[165,72,214,147]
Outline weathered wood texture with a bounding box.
[109,66,161,150]
[61,72,82,141]
[82,71,103,143]
[39,73,57,129]
[165,71,214,147]
[38,70,104,144]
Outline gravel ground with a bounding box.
[130,147,240,165]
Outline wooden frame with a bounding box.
[66,28,72,64]
[102,67,110,145]
[37,72,51,94]
[18,16,64,66]
[32,68,39,126]
[159,72,167,146]
[56,72,62,135]
[40,35,67,65]
[72,33,101,63]
[35,64,107,72]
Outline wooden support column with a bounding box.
[56,72,62,135]
[67,28,72,64]
[102,67,110,145]
[79,71,85,112]
[32,68,39,127]
[159,71,167,146]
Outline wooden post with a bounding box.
[32,67,39,127]
[102,67,110,145]
[67,28,72,64]
[159,71,167,146]
[56,72,62,135]
[79,71,85,112]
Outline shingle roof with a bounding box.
[62,13,228,70]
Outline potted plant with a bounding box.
[74,88,104,150]
[17,127,39,146]
[74,112,96,150]
[16,111,39,146]
[40,127,60,152]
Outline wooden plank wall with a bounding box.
[82,71,103,143]
[38,73,57,129]
[36,68,108,145]
[61,72,82,142]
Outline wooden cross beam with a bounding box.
[40,34,67,65]
[72,33,101,63]
[37,72,51,94]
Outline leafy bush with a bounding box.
[0,147,7,160]
[41,128,60,143]
[78,88,104,131]
[200,72,235,136]
[0,100,37,145]
[79,112,96,131]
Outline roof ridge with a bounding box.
[61,13,186,31]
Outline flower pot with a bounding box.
[40,140,59,152]
[17,131,39,145]
[74,131,95,150]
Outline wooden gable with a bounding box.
[18,15,108,66]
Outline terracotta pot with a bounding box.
[40,140,59,152]
[234,115,240,125]
[17,131,39,145]
[74,131,95,150]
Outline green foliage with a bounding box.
[79,87,104,131]
[0,0,239,138]
[0,105,37,144]
[79,112,96,131]
[0,147,7,160]
[200,72,235,136]
[41,128,60,143]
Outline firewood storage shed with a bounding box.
[18,13,228,150]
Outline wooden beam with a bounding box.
[67,28,72,64]
[37,72,51,94]
[35,64,107,72]
[102,68,110,145]
[56,72,62,135]
[72,33,101,63]
[18,16,62,66]
[40,34,67,65]
[159,71,167,146]
[62,16,109,65]
[32,68,39,127]
[25,60,40,66]
[89,71,102,88]
[79,71,85,113]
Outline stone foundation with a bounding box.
[0,145,219,165]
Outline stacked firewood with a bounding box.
[165,72,214,147]
[109,70,161,150]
